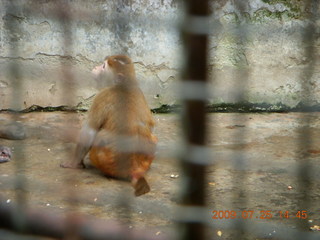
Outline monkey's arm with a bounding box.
[60,122,97,169]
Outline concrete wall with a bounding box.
[0,0,319,111]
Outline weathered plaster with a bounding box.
[0,0,319,111]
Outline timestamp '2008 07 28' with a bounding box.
[211,210,308,220]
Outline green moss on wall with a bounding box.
[260,0,305,20]
[252,8,300,22]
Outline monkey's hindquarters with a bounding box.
[89,148,153,177]
[89,146,155,196]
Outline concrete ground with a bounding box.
[0,112,319,239]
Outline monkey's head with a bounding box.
[92,55,136,84]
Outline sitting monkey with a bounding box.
[61,55,157,196]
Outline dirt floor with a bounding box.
[0,112,320,239]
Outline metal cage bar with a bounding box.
[0,1,319,240]
[178,1,210,240]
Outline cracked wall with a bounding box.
[0,0,320,111]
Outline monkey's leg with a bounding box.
[60,123,97,169]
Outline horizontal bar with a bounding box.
[180,144,212,165]
[182,15,212,35]
[175,206,210,223]
[178,81,212,101]
[0,198,166,240]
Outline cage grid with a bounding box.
[0,0,319,240]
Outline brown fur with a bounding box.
[61,55,157,196]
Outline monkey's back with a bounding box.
[88,85,157,179]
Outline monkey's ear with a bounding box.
[107,58,113,67]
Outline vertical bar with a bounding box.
[4,0,28,232]
[112,0,132,55]
[179,0,210,240]
[111,1,134,234]
[230,1,250,237]
[54,1,78,239]
[56,0,75,106]
[296,0,317,232]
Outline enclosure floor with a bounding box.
[0,112,319,239]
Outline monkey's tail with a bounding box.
[131,175,150,196]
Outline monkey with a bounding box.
[61,55,157,196]
[0,145,12,163]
